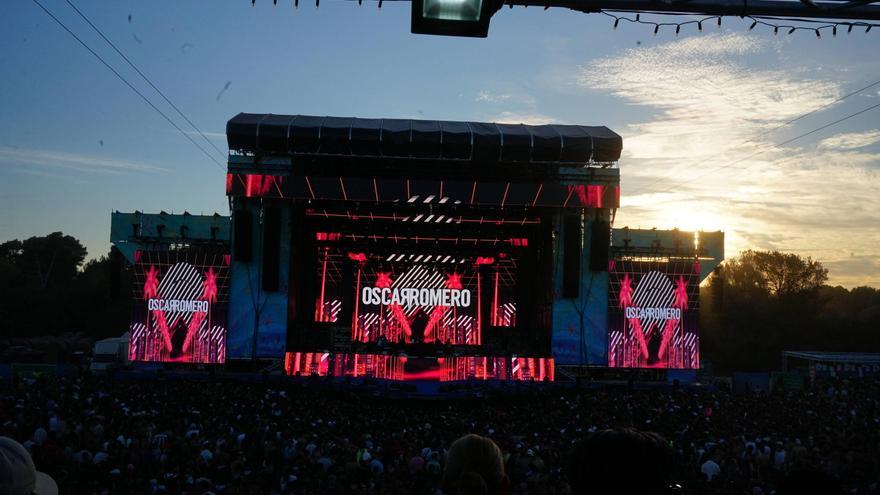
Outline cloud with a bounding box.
[578,33,880,287]
[476,90,513,103]
[0,146,166,175]
[489,111,559,125]
[13,167,91,184]
[581,33,839,163]
[817,130,880,150]
[822,255,880,289]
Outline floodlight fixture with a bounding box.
[411,0,502,37]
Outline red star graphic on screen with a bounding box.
[143,265,159,300]
[618,273,634,309]
[618,272,649,360]
[446,272,463,290]
[674,275,689,309]
[375,272,392,289]
[203,268,218,303]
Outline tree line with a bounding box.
[701,250,880,372]
[0,233,131,340]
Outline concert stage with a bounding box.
[222,113,626,381]
[110,112,724,381]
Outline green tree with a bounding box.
[0,232,87,337]
[18,232,87,289]
[702,250,831,372]
[723,250,827,297]
[0,240,23,263]
[1,232,134,339]
[69,254,132,339]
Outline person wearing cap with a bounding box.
[0,437,58,495]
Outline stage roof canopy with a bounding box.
[226,113,623,165]
[111,211,229,264]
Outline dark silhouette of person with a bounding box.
[647,327,663,365]
[778,467,844,495]
[443,434,509,495]
[170,318,188,359]
[410,310,428,344]
[568,428,674,494]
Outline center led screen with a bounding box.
[313,248,518,347]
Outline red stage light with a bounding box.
[283,352,554,382]
[347,252,367,262]
[244,174,283,198]
[316,232,342,241]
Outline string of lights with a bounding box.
[254,0,880,31]
[600,11,878,36]
[251,0,880,37]
[260,0,389,8]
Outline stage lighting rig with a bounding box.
[411,0,503,37]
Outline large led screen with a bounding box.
[607,259,700,369]
[129,250,229,364]
[313,247,517,347]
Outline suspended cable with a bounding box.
[628,76,880,197]
[29,0,226,172]
[636,100,880,204]
[64,0,228,160]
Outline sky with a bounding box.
[1,0,878,288]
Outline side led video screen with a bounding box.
[607,259,700,369]
[129,249,229,364]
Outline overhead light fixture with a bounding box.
[411,0,502,37]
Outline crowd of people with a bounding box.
[1,373,877,494]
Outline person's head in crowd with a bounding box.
[777,467,844,495]
[0,436,58,495]
[568,428,673,495]
[442,434,509,495]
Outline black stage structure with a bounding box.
[223,113,622,381]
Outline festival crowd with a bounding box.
[1,374,877,494]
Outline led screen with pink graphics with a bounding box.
[128,249,229,364]
[312,246,518,348]
[607,259,700,369]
